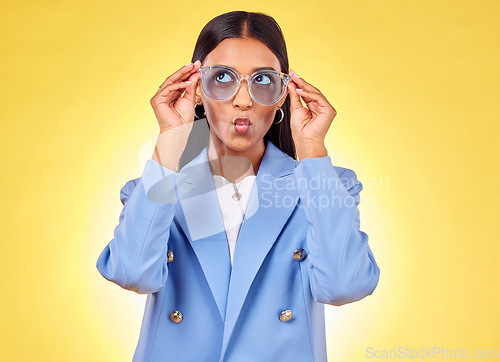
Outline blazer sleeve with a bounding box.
[96,159,184,294]
[293,155,380,306]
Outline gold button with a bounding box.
[293,248,307,261]
[170,310,183,324]
[280,309,293,322]
[166,249,174,263]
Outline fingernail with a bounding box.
[290,69,300,78]
[185,61,193,67]
[185,81,192,84]
[296,88,303,92]
[194,59,201,65]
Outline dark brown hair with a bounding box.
[191,11,296,160]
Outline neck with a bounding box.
[207,133,265,183]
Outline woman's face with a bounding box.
[196,37,287,153]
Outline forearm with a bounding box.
[96,157,184,294]
[96,178,177,294]
[293,156,380,305]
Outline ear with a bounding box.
[277,88,289,108]
[195,82,203,105]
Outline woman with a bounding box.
[97,11,380,362]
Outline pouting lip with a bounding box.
[233,117,252,125]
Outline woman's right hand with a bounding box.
[150,60,202,133]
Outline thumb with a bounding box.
[288,81,303,112]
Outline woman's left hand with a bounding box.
[287,70,337,159]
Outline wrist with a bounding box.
[152,131,190,171]
[295,141,328,160]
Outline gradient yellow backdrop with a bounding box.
[1,0,498,360]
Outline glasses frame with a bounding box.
[198,65,291,105]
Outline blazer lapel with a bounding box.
[173,139,300,340]
[220,140,300,357]
[174,149,232,322]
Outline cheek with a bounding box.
[203,100,232,136]
[203,99,222,123]
[202,96,219,122]
[259,107,278,126]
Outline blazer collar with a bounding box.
[179,138,297,183]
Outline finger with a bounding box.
[159,62,194,89]
[178,59,202,83]
[295,88,325,104]
[157,80,193,95]
[296,89,337,118]
[181,71,201,103]
[159,60,202,89]
[287,81,304,111]
[289,69,321,93]
[153,81,193,103]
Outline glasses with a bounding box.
[198,65,291,105]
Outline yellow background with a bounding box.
[1,0,498,360]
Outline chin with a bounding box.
[227,138,253,150]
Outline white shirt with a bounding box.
[211,173,257,266]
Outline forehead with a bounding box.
[203,38,281,73]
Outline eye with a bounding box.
[214,71,234,83]
[254,74,272,85]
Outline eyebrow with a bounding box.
[213,64,278,72]
[252,66,278,72]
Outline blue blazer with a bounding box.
[96,139,380,361]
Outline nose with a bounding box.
[232,79,252,110]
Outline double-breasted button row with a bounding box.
[293,248,307,261]
[280,309,293,322]
[166,249,174,263]
[170,310,183,324]
[171,309,292,324]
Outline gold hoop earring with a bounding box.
[273,108,284,125]
[194,103,205,119]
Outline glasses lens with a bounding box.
[203,68,238,100]
[250,72,284,104]
[202,67,287,104]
